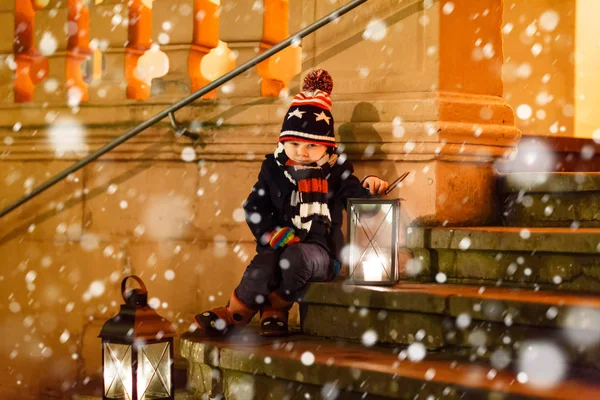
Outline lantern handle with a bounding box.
[121,275,148,302]
[382,171,410,196]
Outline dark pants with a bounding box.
[235,243,333,307]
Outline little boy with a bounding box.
[194,69,388,337]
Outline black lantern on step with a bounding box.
[99,275,176,400]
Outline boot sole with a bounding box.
[259,330,293,337]
[193,314,232,337]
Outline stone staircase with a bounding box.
[502,172,600,228]
[179,331,600,400]
[177,170,600,399]
[405,226,600,293]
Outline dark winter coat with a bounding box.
[243,154,374,262]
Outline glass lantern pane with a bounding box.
[349,202,395,282]
[104,343,133,400]
[137,342,171,400]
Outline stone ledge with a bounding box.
[0,120,514,162]
[302,281,446,314]
[180,331,600,399]
[302,282,600,331]
[0,92,520,161]
[432,249,600,293]
[504,192,600,228]
[0,95,440,127]
[407,226,600,254]
[503,172,600,193]
[497,136,600,173]
[301,303,446,349]
[501,173,600,228]
[300,282,600,371]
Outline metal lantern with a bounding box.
[99,275,176,400]
[346,198,401,285]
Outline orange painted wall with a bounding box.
[502,0,576,136]
[575,0,600,139]
[439,0,504,96]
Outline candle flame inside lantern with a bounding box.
[362,257,383,281]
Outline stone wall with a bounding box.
[0,0,520,398]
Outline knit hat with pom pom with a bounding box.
[279,69,336,147]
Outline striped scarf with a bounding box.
[274,143,338,240]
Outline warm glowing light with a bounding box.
[136,46,169,83]
[362,257,383,281]
[200,41,235,81]
[33,0,51,9]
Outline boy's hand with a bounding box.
[363,177,389,195]
[267,227,301,249]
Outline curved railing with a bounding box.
[0,0,369,218]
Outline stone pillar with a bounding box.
[32,0,69,103]
[33,0,93,105]
[14,0,49,103]
[87,0,129,101]
[66,0,93,103]
[125,0,153,99]
[0,2,15,104]
[87,0,164,101]
[297,0,521,226]
[151,0,233,99]
[219,0,301,97]
[256,0,302,97]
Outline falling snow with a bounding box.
[458,237,471,250]
[301,351,315,366]
[39,32,58,56]
[361,329,378,347]
[164,270,176,281]
[1,4,599,399]
[435,272,447,283]
[362,19,387,42]
[442,2,455,15]
[407,342,427,362]
[518,341,567,388]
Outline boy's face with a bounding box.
[283,141,328,164]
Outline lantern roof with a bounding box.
[99,275,176,342]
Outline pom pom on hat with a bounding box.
[302,69,333,95]
[278,69,336,147]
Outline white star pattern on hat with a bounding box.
[287,108,306,120]
[314,111,331,125]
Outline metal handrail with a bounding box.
[0,0,369,218]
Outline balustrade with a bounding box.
[151,0,233,99]
[3,0,302,103]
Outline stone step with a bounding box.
[501,172,600,227]
[180,330,600,399]
[300,282,600,367]
[406,226,600,293]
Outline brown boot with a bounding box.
[260,292,294,337]
[194,291,257,336]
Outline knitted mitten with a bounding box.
[266,227,300,249]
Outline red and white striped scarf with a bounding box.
[274,143,338,240]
